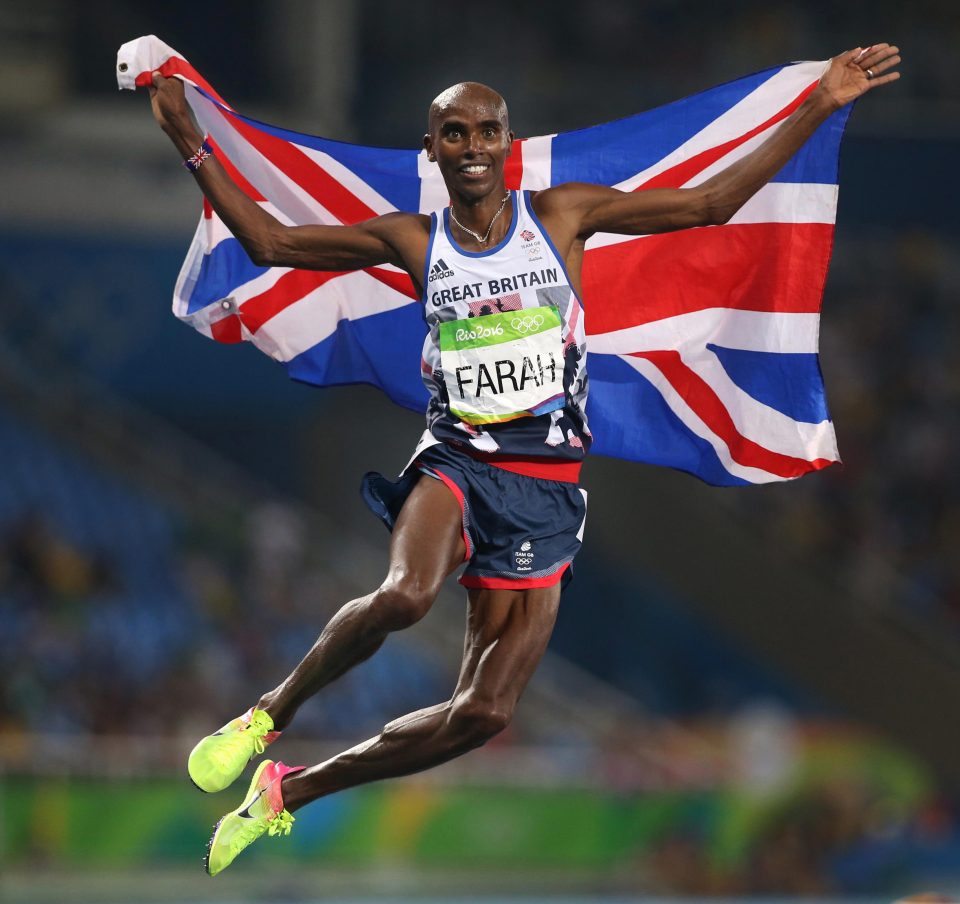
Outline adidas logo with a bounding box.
[428,258,455,282]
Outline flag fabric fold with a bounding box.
[118,35,850,486]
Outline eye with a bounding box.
[482,128,497,139]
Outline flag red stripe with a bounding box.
[503,138,525,190]
[135,57,230,108]
[240,266,416,335]
[637,81,819,191]
[583,222,833,334]
[366,267,418,300]
[206,137,266,204]
[216,107,379,225]
[239,268,349,333]
[633,349,833,477]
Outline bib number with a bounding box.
[439,306,565,425]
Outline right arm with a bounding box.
[149,73,411,271]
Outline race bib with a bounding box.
[439,306,565,425]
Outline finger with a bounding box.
[868,54,901,77]
[852,46,873,62]
[866,70,901,89]
[859,44,897,68]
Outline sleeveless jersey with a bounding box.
[415,190,590,466]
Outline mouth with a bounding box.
[459,163,491,179]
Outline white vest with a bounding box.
[415,190,590,462]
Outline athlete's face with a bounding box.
[424,83,513,201]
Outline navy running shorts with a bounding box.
[361,443,587,590]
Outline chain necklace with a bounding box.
[449,193,510,245]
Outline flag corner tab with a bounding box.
[116,35,180,91]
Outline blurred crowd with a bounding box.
[0,412,451,743]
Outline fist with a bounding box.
[148,71,192,134]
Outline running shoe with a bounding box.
[205,759,302,877]
[188,707,281,793]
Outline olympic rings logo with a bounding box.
[510,314,545,334]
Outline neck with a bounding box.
[449,187,512,247]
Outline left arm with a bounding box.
[539,44,901,239]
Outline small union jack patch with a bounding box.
[184,138,214,173]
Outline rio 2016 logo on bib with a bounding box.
[439,306,564,425]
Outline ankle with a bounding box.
[256,694,288,731]
[279,769,308,813]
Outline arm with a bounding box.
[148,74,411,271]
[542,44,901,239]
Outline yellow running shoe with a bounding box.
[205,759,303,877]
[188,707,281,793]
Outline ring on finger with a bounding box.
[866,68,874,79]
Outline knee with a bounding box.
[372,579,436,630]
[447,693,512,750]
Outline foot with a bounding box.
[205,759,302,876]
[188,707,281,793]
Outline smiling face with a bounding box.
[423,82,513,202]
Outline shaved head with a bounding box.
[423,81,514,203]
[428,82,509,132]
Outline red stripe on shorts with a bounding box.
[460,562,570,590]
[461,449,581,483]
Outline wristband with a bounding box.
[183,138,214,173]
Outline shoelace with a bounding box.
[267,809,295,837]
[247,710,273,755]
[210,711,273,770]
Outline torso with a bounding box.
[408,190,591,464]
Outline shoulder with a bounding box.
[530,182,615,217]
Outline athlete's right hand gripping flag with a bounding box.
[118,36,850,486]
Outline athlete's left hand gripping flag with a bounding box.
[119,35,850,487]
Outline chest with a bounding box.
[424,211,568,322]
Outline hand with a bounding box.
[816,44,901,111]
[148,71,195,137]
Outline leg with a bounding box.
[280,582,562,812]
[257,475,465,730]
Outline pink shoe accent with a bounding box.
[260,761,306,813]
[239,707,282,747]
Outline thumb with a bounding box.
[152,70,164,88]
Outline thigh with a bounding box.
[454,584,562,705]
[386,473,468,589]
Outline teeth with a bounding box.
[463,165,488,174]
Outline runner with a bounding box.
[146,45,900,875]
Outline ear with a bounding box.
[423,134,435,162]
[505,129,515,156]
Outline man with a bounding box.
[147,43,900,875]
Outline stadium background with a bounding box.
[1,1,957,901]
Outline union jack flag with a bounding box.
[118,36,850,486]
